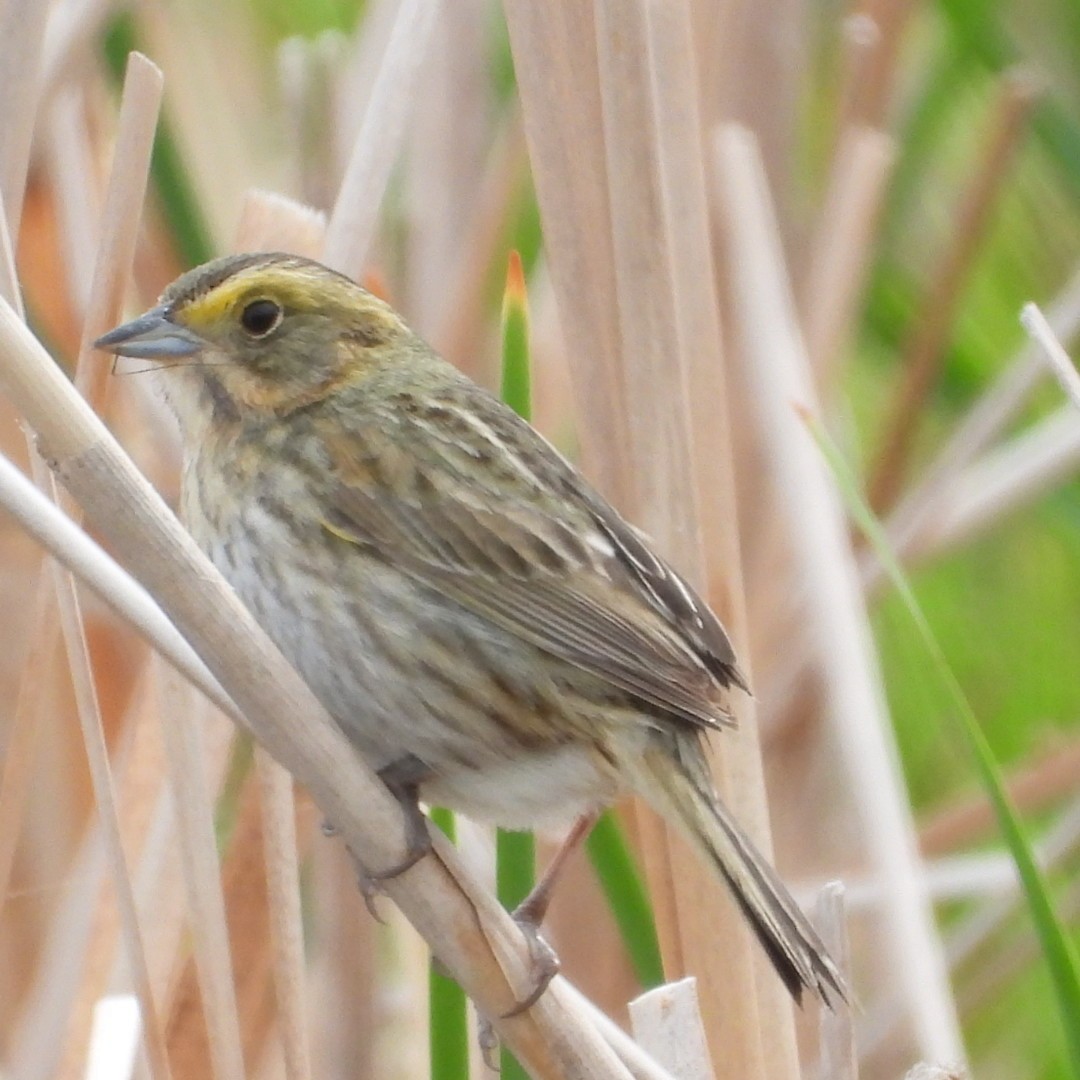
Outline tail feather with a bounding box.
[625,744,846,1006]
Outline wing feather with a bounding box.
[324,461,743,732]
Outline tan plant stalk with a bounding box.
[714,122,964,1064]
[0,0,50,239]
[867,70,1040,513]
[801,125,895,385]
[323,0,445,281]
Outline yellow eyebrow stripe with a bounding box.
[178,267,326,328]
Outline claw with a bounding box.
[500,911,561,1018]
[336,754,436,917]
[351,858,388,923]
[477,1016,499,1070]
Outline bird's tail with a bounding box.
[624,742,846,1005]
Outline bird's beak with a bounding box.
[94,306,207,360]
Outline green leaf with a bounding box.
[586,810,664,987]
[497,253,536,1078]
[807,409,1080,1075]
[500,250,531,422]
[428,808,469,1080]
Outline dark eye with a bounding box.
[240,299,282,338]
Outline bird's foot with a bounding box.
[345,755,434,920]
[350,839,433,921]
[477,1015,499,1070]
[499,903,561,1018]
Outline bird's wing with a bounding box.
[320,402,745,733]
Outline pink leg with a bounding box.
[502,810,599,1017]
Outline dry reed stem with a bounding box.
[0,92,195,1070]
[136,0,268,248]
[8,812,108,1078]
[323,0,444,281]
[405,0,491,334]
[1022,302,1080,411]
[545,824,639,1025]
[867,70,1040,514]
[166,770,275,1078]
[629,978,716,1080]
[155,660,246,1080]
[0,563,60,928]
[956,879,1080,1022]
[73,53,163,408]
[49,668,172,1080]
[944,797,1080,974]
[0,300,637,1079]
[332,0,403,174]
[594,9,781,1073]
[714,123,965,1063]
[278,34,343,213]
[0,450,236,717]
[234,190,327,257]
[7,700,164,1080]
[0,187,70,1040]
[801,124,895,383]
[2,86,171,1070]
[501,0,690,1031]
[0,188,18,305]
[859,798,1080,1058]
[910,266,1080,491]
[38,60,239,1074]
[432,112,530,376]
[832,12,882,141]
[912,405,1080,558]
[307,841,377,1080]
[645,2,803,1073]
[563,983,679,1080]
[921,731,1080,855]
[813,883,857,1080]
[0,0,50,240]
[38,466,173,1080]
[141,700,239,1033]
[713,0,803,243]
[840,0,919,131]
[500,0,632,508]
[254,747,312,1080]
[85,994,143,1080]
[865,264,1080,591]
[40,0,119,105]
[44,86,100,316]
[595,0,701,952]
[769,272,1080,741]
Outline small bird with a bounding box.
[96,252,842,1005]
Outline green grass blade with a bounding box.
[807,410,1080,1074]
[497,251,536,1080]
[428,807,469,1080]
[500,250,531,421]
[586,810,664,987]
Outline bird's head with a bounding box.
[95,252,411,431]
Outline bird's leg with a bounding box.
[372,753,435,875]
[501,810,598,1018]
[347,754,435,918]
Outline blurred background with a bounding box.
[1,0,1080,1078]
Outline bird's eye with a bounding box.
[240,299,283,338]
